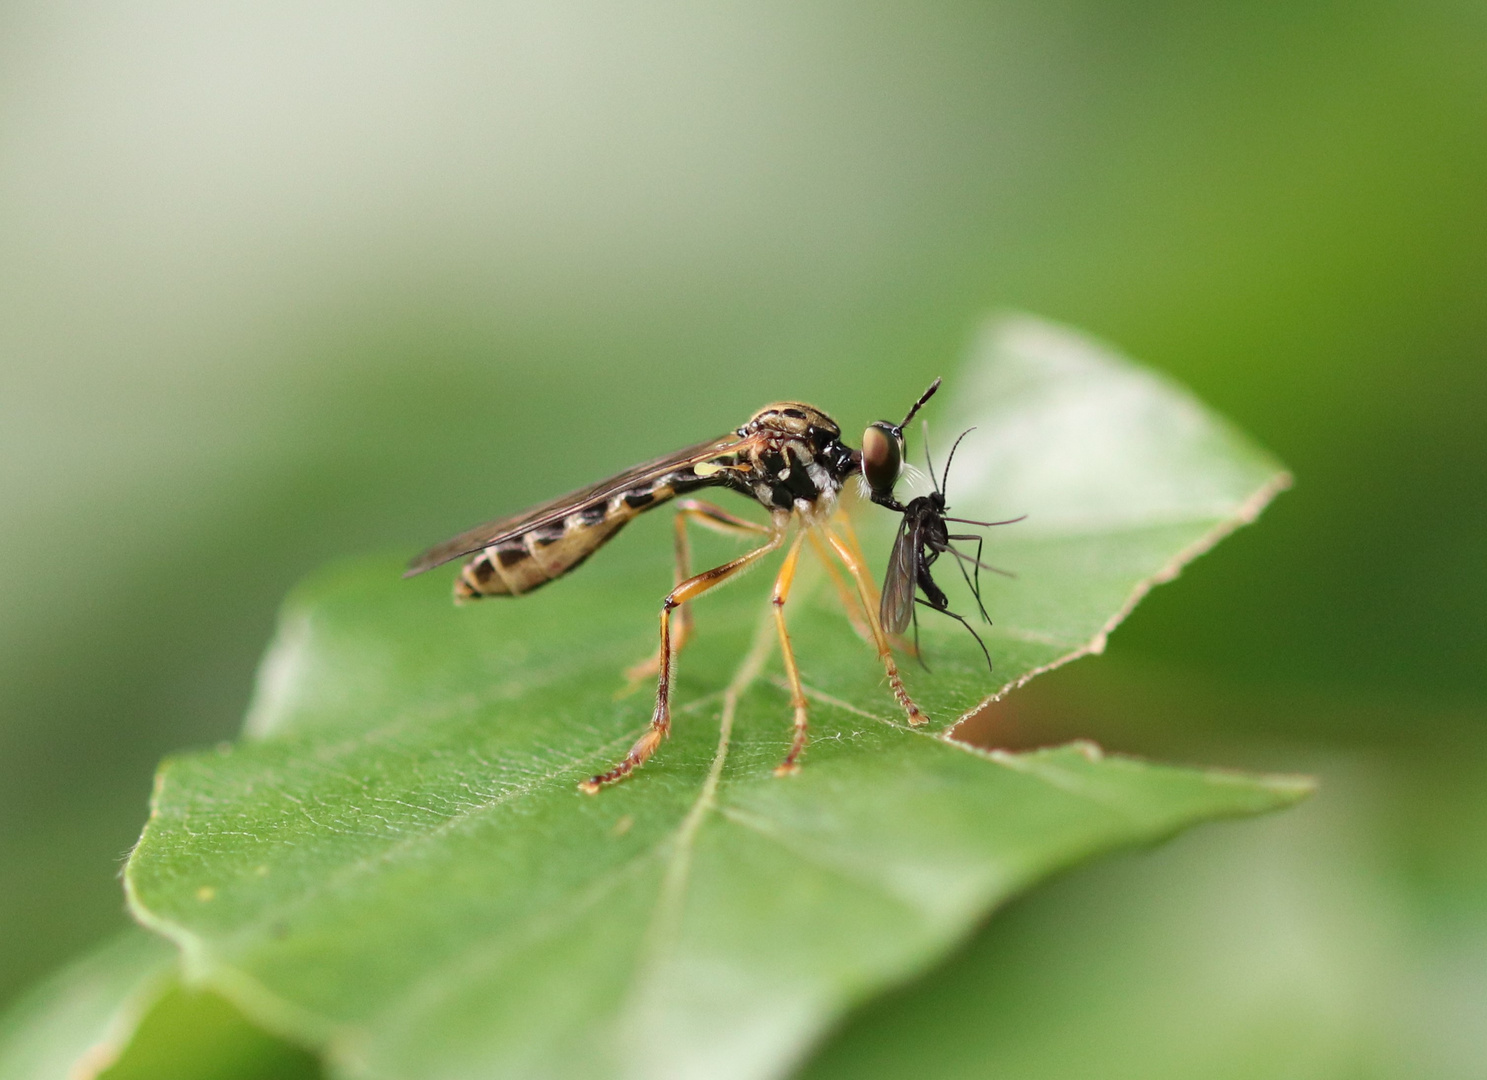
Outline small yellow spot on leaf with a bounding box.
[196,886,216,902]
[611,815,634,837]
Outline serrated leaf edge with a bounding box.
[945,469,1293,740]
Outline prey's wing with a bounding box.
[406,431,748,576]
[879,513,921,635]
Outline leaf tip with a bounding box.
[1255,771,1319,803]
[1069,739,1105,762]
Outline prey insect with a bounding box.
[406,399,926,792]
[859,382,1024,670]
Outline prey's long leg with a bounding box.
[822,527,928,727]
[582,517,785,793]
[947,532,992,623]
[622,500,772,690]
[770,530,811,775]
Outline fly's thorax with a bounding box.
[737,401,855,513]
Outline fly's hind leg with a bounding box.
[620,500,771,692]
[583,519,784,793]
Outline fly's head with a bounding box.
[861,377,941,510]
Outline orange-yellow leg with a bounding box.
[818,503,920,655]
[823,526,928,726]
[806,530,874,645]
[832,510,882,615]
[621,500,771,690]
[770,530,811,776]
[583,519,785,793]
[828,511,921,658]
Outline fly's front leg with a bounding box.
[770,530,811,776]
[806,530,874,645]
[621,500,771,691]
[817,509,917,656]
[823,527,928,727]
[832,510,882,615]
[583,520,784,793]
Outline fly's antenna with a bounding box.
[899,377,941,430]
[940,427,976,500]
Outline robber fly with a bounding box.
[859,382,1023,670]
[407,398,926,792]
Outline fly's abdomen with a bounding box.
[454,483,676,600]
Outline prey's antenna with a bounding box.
[939,427,976,500]
[899,377,941,431]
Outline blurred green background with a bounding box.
[1,1,1482,1074]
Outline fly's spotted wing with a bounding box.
[405,432,750,577]
[879,512,921,635]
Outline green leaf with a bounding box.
[122,315,1305,1079]
[0,930,172,1080]
[800,745,1484,1080]
[97,983,321,1080]
[0,929,319,1080]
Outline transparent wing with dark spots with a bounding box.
[405,432,752,576]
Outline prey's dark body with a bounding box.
[895,494,962,618]
[883,490,1005,671]
[870,421,1022,673]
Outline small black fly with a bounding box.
[861,384,1024,671]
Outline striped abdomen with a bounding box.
[454,482,677,600]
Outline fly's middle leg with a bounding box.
[582,520,784,793]
[621,500,771,691]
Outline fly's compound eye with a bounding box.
[860,422,904,499]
